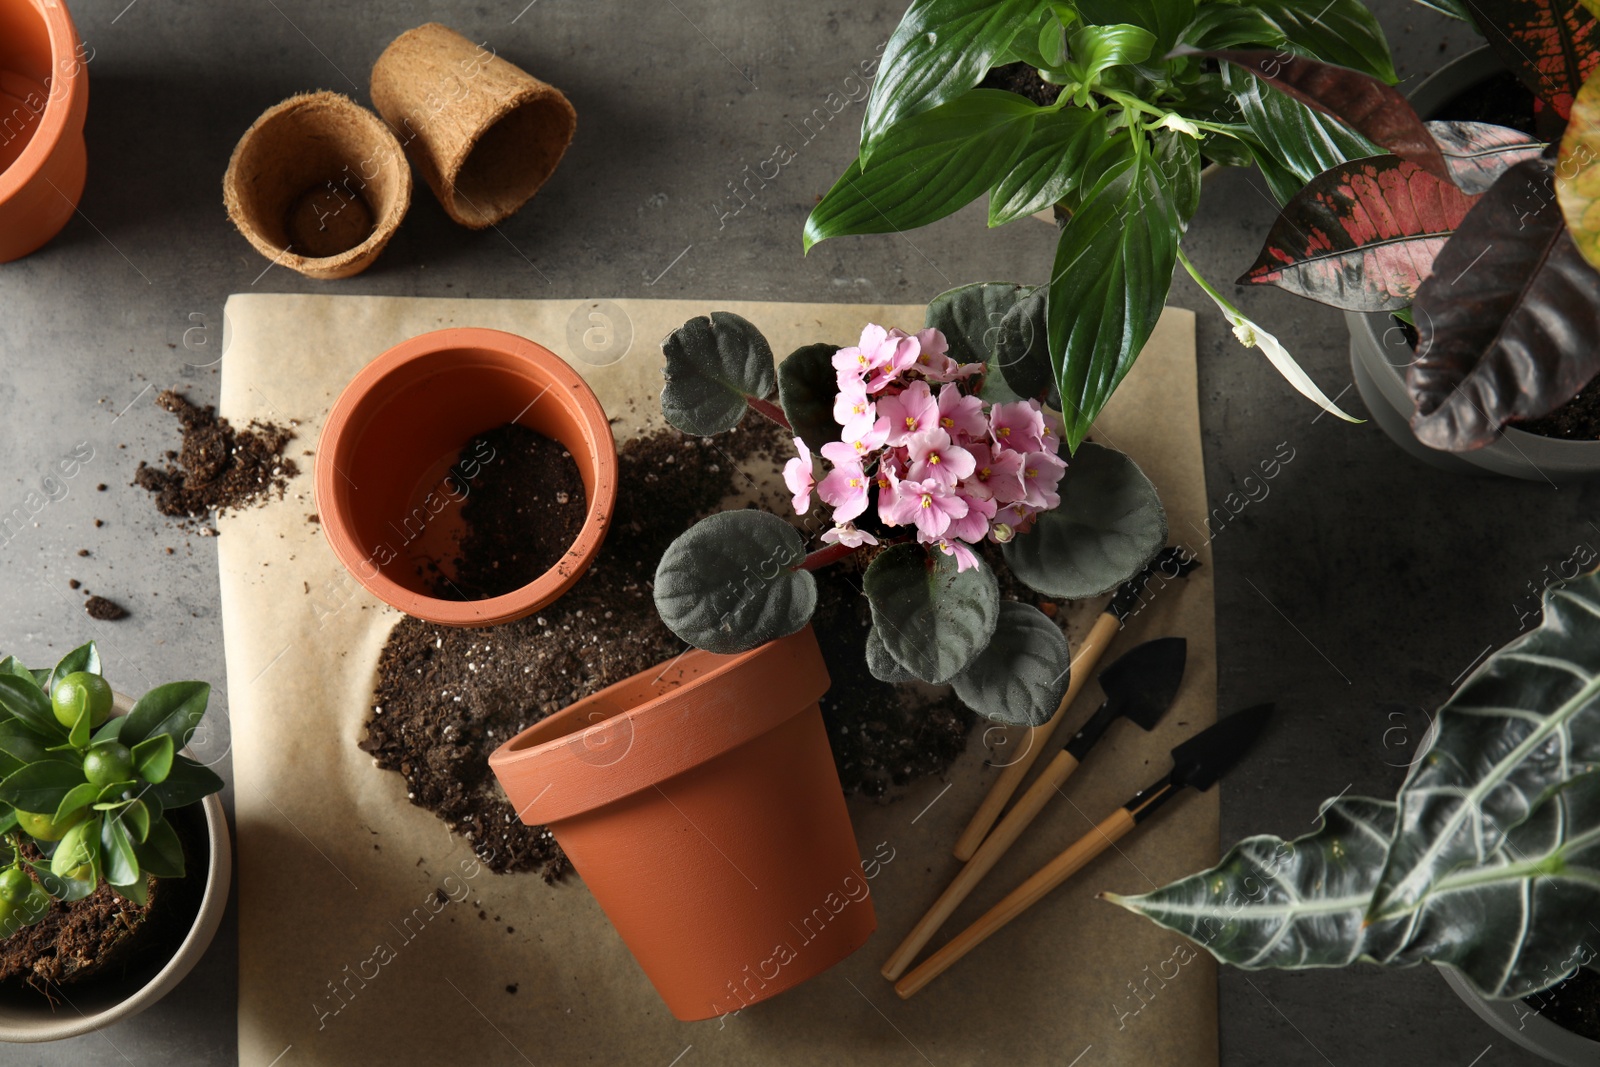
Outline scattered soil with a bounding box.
[134,390,298,525]
[67,579,80,590]
[980,62,1058,107]
[84,596,127,621]
[434,424,587,602]
[361,417,1001,879]
[1527,966,1600,1043]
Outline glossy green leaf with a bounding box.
[1222,62,1381,204]
[122,680,210,750]
[1003,443,1166,599]
[49,642,100,690]
[148,755,225,809]
[988,109,1107,226]
[864,543,999,684]
[0,760,86,814]
[661,312,776,437]
[860,0,1036,156]
[1063,24,1156,105]
[112,873,149,906]
[51,817,98,880]
[135,815,186,879]
[1253,0,1398,82]
[654,511,816,655]
[951,602,1072,726]
[123,800,151,844]
[132,733,175,785]
[100,814,139,888]
[924,281,1034,369]
[0,674,65,740]
[1410,0,1475,20]
[865,625,917,684]
[1046,147,1182,450]
[1175,5,1287,51]
[775,343,841,453]
[53,781,98,825]
[0,656,33,687]
[0,723,71,767]
[1077,0,1194,56]
[810,91,1040,251]
[1152,128,1202,224]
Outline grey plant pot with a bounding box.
[1347,47,1600,482]
[0,691,232,1043]
[1440,966,1600,1066]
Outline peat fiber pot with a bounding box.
[315,327,616,627]
[0,692,231,1043]
[1348,46,1600,482]
[488,626,876,1021]
[0,0,89,264]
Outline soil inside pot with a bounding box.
[134,390,299,528]
[0,805,208,999]
[980,62,1059,107]
[361,416,1011,880]
[428,422,587,602]
[1525,966,1600,1044]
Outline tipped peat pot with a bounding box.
[0,0,89,264]
[223,92,412,280]
[488,627,876,1020]
[315,327,617,627]
[370,23,576,229]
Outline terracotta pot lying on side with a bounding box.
[490,626,876,1020]
[315,327,618,627]
[0,0,90,263]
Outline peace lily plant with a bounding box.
[0,642,222,931]
[1109,573,1600,1004]
[804,0,1402,443]
[653,283,1168,727]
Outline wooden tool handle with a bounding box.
[896,806,1137,999]
[882,749,1082,980]
[952,612,1120,861]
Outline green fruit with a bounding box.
[0,894,14,931]
[0,869,29,906]
[18,883,51,926]
[14,807,86,841]
[51,671,112,729]
[84,743,135,788]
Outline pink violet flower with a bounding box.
[821,523,878,548]
[965,442,1026,503]
[1022,450,1068,510]
[817,444,871,522]
[833,377,875,435]
[930,536,981,572]
[884,328,924,378]
[905,429,976,488]
[937,383,988,442]
[836,416,890,460]
[833,323,890,382]
[1041,408,1065,447]
[783,437,816,514]
[989,400,1047,453]
[901,479,968,539]
[946,491,996,544]
[994,500,1037,537]
[878,380,939,446]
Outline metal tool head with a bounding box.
[1107,546,1201,621]
[1170,703,1275,792]
[1098,637,1188,731]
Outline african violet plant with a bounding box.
[653,283,1167,727]
[0,642,221,933]
[1108,572,1600,1002]
[1209,0,1600,450]
[804,0,1402,443]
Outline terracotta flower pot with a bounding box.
[0,0,89,264]
[489,626,876,1021]
[315,327,616,626]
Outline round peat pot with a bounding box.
[315,327,616,627]
[488,627,876,1021]
[1347,46,1600,481]
[0,0,89,264]
[1440,966,1600,1066]
[0,692,231,1042]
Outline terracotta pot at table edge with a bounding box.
[315,327,618,627]
[0,0,90,263]
[489,626,876,1021]
[0,692,231,1044]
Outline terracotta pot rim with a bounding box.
[314,326,617,626]
[489,627,830,824]
[0,0,84,203]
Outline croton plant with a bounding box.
[1110,572,1600,1001]
[804,0,1402,443]
[1214,0,1600,450]
[654,284,1167,727]
[0,642,221,933]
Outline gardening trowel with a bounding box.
[881,637,1188,981]
[894,703,1276,998]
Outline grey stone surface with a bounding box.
[0,0,1570,1063]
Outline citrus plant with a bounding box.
[0,642,221,933]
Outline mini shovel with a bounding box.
[881,637,1188,981]
[894,703,1276,998]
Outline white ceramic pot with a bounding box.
[0,691,231,1042]
[1440,966,1600,1066]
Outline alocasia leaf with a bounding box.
[860,0,1037,158]
[1251,0,1398,82]
[1558,63,1600,272]
[988,108,1107,226]
[950,601,1072,726]
[661,312,776,436]
[806,91,1040,251]
[864,543,999,684]
[654,510,816,655]
[1472,0,1599,119]
[1197,49,1450,182]
[1409,157,1600,450]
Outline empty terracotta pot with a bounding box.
[223,92,411,280]
[0,0,89,263]
[370,23,576,229]
[489,627,876,1021]
[315,327,616,626]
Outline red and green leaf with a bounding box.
[1558,63,1600,271]
[1239,157,1481,312]
[1409,157,1600,451]
[1472,0,1599,119]
[1190,49,1450,182]
[1429,120,1545,193]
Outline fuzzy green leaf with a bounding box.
[924,281,1035,370]
[776,343,841,453]
[654,511,816,655]
[865,625,917,684]
[660,312,776,437]
[864,543,1000,684]
[951,602,1072,725]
